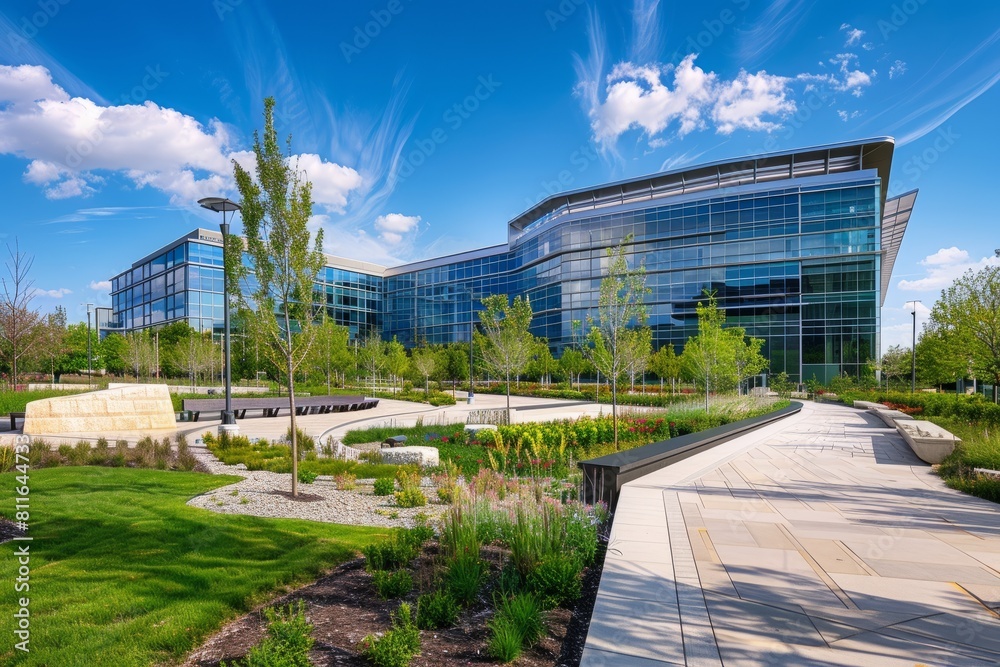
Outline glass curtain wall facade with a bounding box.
[110,139,912,385]
[109,230,384,340]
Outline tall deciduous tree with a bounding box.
[38,306,68,381]
[558,347,588,391]
[928,264,1000,401]
[916,324,966,390]
[358,331,385,396]
[411,345,438,396]
[476,294,535,412]
[880,344,911,390]
[385,336,409,395]
[579,236,650,449]
[312,315,351,393]
[0,241,43,388]
[232,96,326,497]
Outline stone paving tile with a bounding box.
[581,401,1000,667]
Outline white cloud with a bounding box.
[798,53,875,97]
[35,287,72,298]
[374,213,421,245]
[837,109,861,122]
[840,23,865,47]
[862,42,874,51]
[889,60,907,79]
[0,65,363,208]
[898,247,999,291]
[89,280,111,291]
[583,55,794,148]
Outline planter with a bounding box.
[896,421,960,464]
[868,408,915,428]
[380,446,439,467]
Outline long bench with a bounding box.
[181,396,378,422]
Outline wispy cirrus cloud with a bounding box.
[897,247,1000,292]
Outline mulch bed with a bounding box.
[183,541,608,667]
[0,518,26,544]
[268,490,326,502]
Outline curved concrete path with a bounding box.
[583,400,1000,667]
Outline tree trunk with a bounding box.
[284,313,299,498]
[505,371,511,414]
[612,375,619,450]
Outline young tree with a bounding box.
[476,294,535,412]
[578,236,650,449]
[312,315,351,394]
[729,327,768,395]
[358,331,385,396]
[528,340,558,387]
[927,265,1000,400]
[916,324,966,391]
[880,345,911,390]
[649,344,681,394]
[0,241,43,388]
[411,345,438,396]
[38,306,68,382]
[681,293,734,411]
[559,347,588,391]
[100,333,129,377]
[124,331,154,382]
[438,343,468,397]
[621,327,652,392]
[231,96,326,496]
[385,336,409,395]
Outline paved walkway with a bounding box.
[583,400,1000,667]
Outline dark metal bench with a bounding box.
[181,396,378,422]
[9,412,25,430]
[383,435,407,448]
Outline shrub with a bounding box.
[494,593,544,647]
[57,443,73,462]
[132,436,156,468]
[154,437,172,470]
[446,554,485,606]
[334,472,357,490]
[176,437,198,471]
[285,426,316,454]
[68,441,91,466]
[90,438,110,465]
[226,601,313,667]
[527,554,583,608]
[0,446,14,473]
[297,469,318,485]
[27,440,49,467]
[371,569,413,599]
[415,590,459,630]
[360,603,420,667]
[394,486,427,508]
[486,615,522,663]
[373,477,395,496]
[362,528,430,571]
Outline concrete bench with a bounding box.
[896,420,960,464]
[381,445,439,467]
[867,408,915,428]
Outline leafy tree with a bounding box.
[385,336,409,395]
[57,323,100,376]
[916,324,966,390]
[231,96,326,496]
[476,294,535,412]
[558,347,588,391]
[0,240,43,388]
[411,345,438,396]
[769,371,794,398]
[729,327,768,395]
[880,345,911,390]
[527,339,558,387]
[312,315,351,393]
[358,331,385,396]
[649,344,682,394]
[124,331,155,382]
[577,236,651,449]
[100,333,129,376]
[36,306,68,381]
[927,264,1000,400]
[681,293,735,411]
[621,326,652,392]
[437,343,468,396]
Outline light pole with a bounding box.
[907,300,921,393]
[84,303,93,389]
[198,197,242,434]
[459,286,479,405]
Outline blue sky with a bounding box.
[0,0,998,351]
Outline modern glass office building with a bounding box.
[108,138,915,384]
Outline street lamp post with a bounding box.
[198,197,242,435]
[907,300,921,393]
[84,303,93,389]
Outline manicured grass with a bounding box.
[0,467,386,667]
[0,390,84,416]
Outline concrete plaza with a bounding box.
[583,400,1000,667]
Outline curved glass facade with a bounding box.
[110,139,912,385]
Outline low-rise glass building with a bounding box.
[108,138,915,384]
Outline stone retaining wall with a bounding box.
[23,384,176,435]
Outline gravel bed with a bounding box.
[186,444,446,529]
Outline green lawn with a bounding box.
[0,467,386,667]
